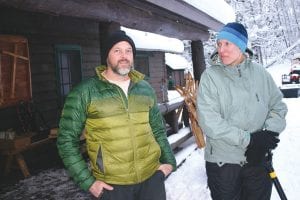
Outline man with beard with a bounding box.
[57,30,176,200]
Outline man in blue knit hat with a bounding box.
[196,22,287,200]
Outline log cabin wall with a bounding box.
[131,50,167,103]
[0,6,169,133]
[147,52,168,103]
[0,6,101,132]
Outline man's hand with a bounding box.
[158,164,173,177]
[89,180,114,198]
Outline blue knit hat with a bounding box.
[217,22,248,52]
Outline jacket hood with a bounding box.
[95,65,145,83]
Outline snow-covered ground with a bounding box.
[0,61,298,200]
[165,98,299,200]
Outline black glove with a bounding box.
[245,130,280,165]
[262,130,280,149]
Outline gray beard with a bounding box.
[113,66,133,76]
[111,60,134,76]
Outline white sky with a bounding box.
[183,0,236,24]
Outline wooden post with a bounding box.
[165,110,179,133]
[4,153,31,178]
[15,153,30,178]
[191,40,206,82]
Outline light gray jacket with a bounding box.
[197,53,287,165]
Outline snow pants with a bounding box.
[206,161,272,200]
[96,170,166,200]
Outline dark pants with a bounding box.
[98,170,166,200]
[206,162,272,200]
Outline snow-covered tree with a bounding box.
[227,0,300,65]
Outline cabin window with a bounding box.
[135,54,149,78]
[55,45,82,106]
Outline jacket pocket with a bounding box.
[96,145,104,172]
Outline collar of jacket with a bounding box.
[95,65,145,83]
[208,53,253,79]
[222,59,247,78]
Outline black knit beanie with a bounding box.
[104,30,136,59]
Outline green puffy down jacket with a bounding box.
[57,66,176,191]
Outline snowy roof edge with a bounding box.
[122,27,184,53]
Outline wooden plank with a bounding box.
[0,35,32,108]
[168,127,192,150]
[1,50,29,61]
[15,153,30,177]
[0,135,31,151]
[11,44,17,98]
[171,132,192,150]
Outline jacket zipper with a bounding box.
[255,93,260,102]
[115,82,140,181]
[114,84,128,112]
[126,82,140,181]
[237,67,242,77]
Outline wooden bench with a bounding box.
[0,132,54,178]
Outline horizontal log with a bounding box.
[159,100,184,115]
[0,0,219,40]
